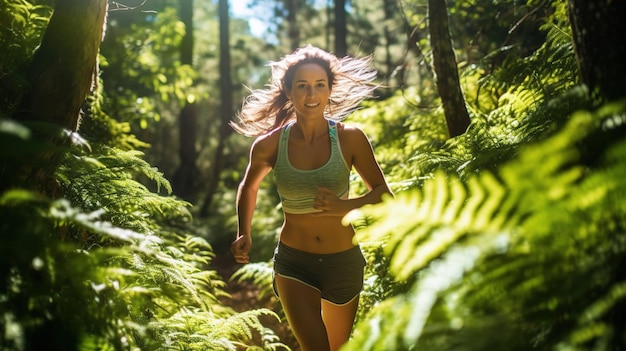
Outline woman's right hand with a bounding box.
[231,234,252,264]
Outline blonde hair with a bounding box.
[230,45,377,137]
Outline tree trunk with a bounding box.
[428,0,470,138]
[567,0,626,102]
[326,0,332,49]
[173,103,198,201]
[200,0,233,217]
[15,0,107,131]
[382,0,396,96]
[285,0,300,51]
[568,3,626,346]
[334,0,347,56]
[9,0,107,195]
[172,0,198,201]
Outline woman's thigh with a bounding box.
[321,296,360,351]
[274,275,330,351]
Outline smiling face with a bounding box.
[286,63,331,119]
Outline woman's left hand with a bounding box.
[313,187,350,216]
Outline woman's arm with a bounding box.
[231,135,275,263]
[314,126,392,216]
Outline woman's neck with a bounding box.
[292,118,328,145]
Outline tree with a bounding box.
[15,0,107,132]
[1,2,286,349]
[200,0,234,216]
[568,0,626,102]
[10,0,108,194]
[172,0,199,200]
[428,0,470,137]
[334,0,347,56]
[382,0,397,83]
[568,2,626,345]
[285,0,301,50]
[341,2,626,350]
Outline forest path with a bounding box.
[212,253,300,350]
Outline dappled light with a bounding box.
[1,0,625,350]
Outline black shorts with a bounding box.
[272,241,367,305]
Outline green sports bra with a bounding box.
[274,120,351,214]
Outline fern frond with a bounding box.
[348,101,626,350]
[231,262,275,300]
[149,307,285,351]
[57,144,189,236]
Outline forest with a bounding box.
[1,0,625,350]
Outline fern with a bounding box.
[393,0,583,184]
[0,0,53,114]
[2,105,287,350]
[231,262,276,301]
[344,101,626,350]
[148,307,286,351]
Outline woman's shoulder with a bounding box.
[336,122,369,142]
[251,127,281,159]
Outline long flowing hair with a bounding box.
[230,45,378,137]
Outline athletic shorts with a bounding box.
[272,241,367,305]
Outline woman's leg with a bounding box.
[321,296,360,351]
[274,275,330,351]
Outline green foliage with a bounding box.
[231,262,275,301]
[100,6,198,127]
[349,87,448,189]
[344,101,626,351]
[334,3,626,350]
[385,0,582,185]
[79,92,150,151]
[0,116,288,350]
[4,1,624,350]
[0,0,52,115]
[449,0,549,63]
[146,308,284,351]
[0,1,288,346]
[358,242,412,323]
[57,144,182,232]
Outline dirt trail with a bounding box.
[212,254,300,350]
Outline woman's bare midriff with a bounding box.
[279,213,357,254]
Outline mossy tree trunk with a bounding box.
[428,0,470,138]
[15,0,107,131]
[10,0,107,195]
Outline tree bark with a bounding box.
[200,0,234,217]
[15,0,108,131]
[172,0,199,201]
[334,0,347,56]
[428,0,470,138]
[567,0,626,102]
[8,0,107,195]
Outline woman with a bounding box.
[230,45,392,351]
